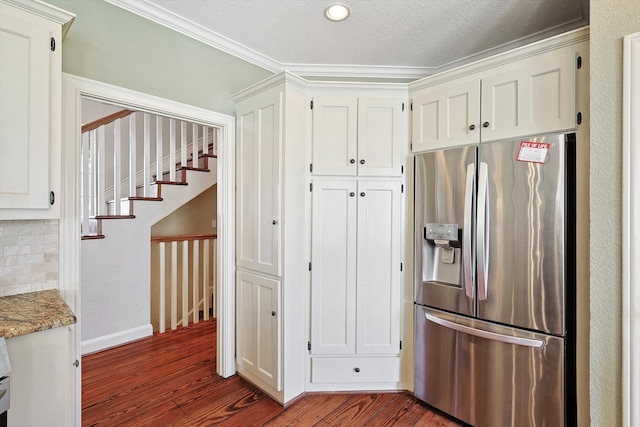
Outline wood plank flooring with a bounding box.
[82,319,464,426]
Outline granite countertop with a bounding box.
[0,290,77,339]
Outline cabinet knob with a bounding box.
[271,311,276,317]
[483,121,490,128]
[272,220,277,225]
[469,124,476,130]
[349,192,355,197]
[360,159,365,165]
[350,159,356,164]
[360,192,366,197]
[354,367,360,373]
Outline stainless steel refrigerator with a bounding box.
[413,133,576,427]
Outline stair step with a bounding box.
[95,215,136,219]
[81,234,105,240]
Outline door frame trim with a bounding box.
[60,73,236,425]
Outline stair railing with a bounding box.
[80,109,218,237]
[151,234,217,333]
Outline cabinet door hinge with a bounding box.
[50,37,56,52]
[308,262,312,271]
[410,102,413,111]
[577,112,582,125]
[310,100,314,109]
[401,165,404,175]
[308,341,311,351]
[402,102,405,112]
[310,182,313,192]
[400,340,403,350]
[401,184,404,193]
[577,56,582,69]
[400,262,403,272]
[49,191,55,205]
[410,142,413,151]
[310,163,313,173]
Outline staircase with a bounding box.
[80,109,218,239]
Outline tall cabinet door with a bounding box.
[236,270,282,390]
[236,90,282,276]
[411,79,480,152]
[310,180,357,355]
[356,181,402,355]
[311,97,358,176]
[357,98,403,177]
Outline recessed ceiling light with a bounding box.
[324,3,350,22]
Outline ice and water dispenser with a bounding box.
[422,223,463,286]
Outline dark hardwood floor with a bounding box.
[82,318,464,426]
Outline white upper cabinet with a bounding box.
[481,50,576,142]
[236,88,282,276]
[312,97,403,177]
[411,30,585,152]
[0,1,73,218]
[411,79,480,152]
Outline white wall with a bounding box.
[589,2,640,425]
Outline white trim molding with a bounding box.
[60,74,237,421]
[622,31,640,427]
[81,324,153,355]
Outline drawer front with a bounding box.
[311,356,400,383]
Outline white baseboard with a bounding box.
[81,324,153,355]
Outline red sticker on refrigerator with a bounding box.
[516,141,550,164]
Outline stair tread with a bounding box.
[180,167,210,172]
[155,181,188,185]
[128,197,163,201]
[81,234,106,240]
[95,215,136,219]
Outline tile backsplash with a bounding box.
[0,220,59,297]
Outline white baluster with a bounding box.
[156,116,163,185]
[192,239,199,324]
[113,119,122,215]
[90,129,98,218]
[81,132,91,234]
[202,125,209,155]
[97,126,106,215]
[203,238,210,321]
[182,240,188,327]
[159,242,166,333]
[129,113,137,197]
[212,237,217,318]
[169,119,176,182]
[192,123,198,168]
[171,240,177,330]
[181,121,187,169]
[143,113,151,197]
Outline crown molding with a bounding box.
[105,0,282,73]
[1,0,75,35]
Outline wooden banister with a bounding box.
[82,109,135,133]
[151,233,217,243]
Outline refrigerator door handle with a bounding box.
[463,163,475,299]
[424,312,544,348]
[477,161,490,300]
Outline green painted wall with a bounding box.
[48,0,273,115]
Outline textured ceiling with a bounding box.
[107,0,589,79]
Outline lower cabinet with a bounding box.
[309,179,402,384]
[6,327,72,426]
[235,270,281,391]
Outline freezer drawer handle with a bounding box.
[424,312,544,348]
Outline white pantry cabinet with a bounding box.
[411,32,585,152]
[232,72,308,404]
[310,179,402,381]
[0,0,73,219]
[311,97,403,177]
